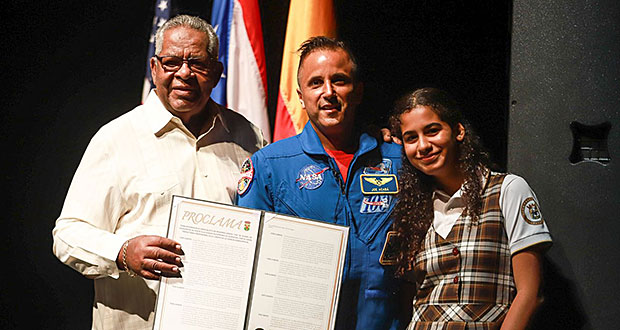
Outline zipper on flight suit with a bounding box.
[326,156,346,195]
[325,155,353,283]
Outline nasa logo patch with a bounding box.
[296,164,329,190]
[237,157,254,196]
[520,197,544,225]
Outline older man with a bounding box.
[52,15,266,329]
[237,36,404,330]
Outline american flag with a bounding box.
[142,0,171,103]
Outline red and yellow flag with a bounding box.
[272,0,336,141]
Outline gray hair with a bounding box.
[155,15,219,59]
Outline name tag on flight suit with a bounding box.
[360,174,399,194]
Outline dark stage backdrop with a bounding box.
[3,0,526,329]
[509,1,620,329]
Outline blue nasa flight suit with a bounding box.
[237,122,403,330]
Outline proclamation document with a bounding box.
[153,196,263,330]
[153,196,348,330]
[246,212,348,330]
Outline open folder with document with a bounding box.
[153,195,349,330]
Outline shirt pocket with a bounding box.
[133,175,180,227]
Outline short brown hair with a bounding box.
[296,36,359,85]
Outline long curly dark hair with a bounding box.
[389,88,492,277]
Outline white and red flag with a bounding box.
[211,0,271,141]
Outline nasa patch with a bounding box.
[296,164,329,190]
[520,197,544,225]
[237,157,254,196]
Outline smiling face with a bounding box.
[399,105,465,179]
[296,49,363,142]
[150,26,223,122]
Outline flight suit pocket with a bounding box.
[273,182,324,221]
[365,288,390,299]
[360,288,397,329]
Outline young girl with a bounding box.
[389,88,552,330]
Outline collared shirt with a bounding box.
[433,173,552,254]
[410,173,518,329]
[409,173,553,329]
[52,91,266,330]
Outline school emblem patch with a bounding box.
[237,157,254,196]
[296,164,328,190]
[520,197,544,225]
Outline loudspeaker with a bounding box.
[508,1,620,329]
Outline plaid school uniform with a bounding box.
[408,173,514,330]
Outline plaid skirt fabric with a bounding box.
[409,174,514,329]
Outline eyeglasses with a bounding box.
[154,55,213,74]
